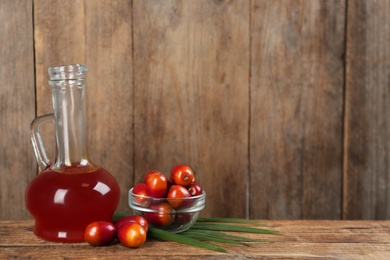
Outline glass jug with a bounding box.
[25,64,120,242]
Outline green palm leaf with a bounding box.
[148,227,227,253]
[192,223,280,235]
[114,213,279,253]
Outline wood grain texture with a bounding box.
[0,0,36,219]
[2,0,390,220]
[34,0,86,115]
[132,0,250,218]
[34,0,133,213]
[344,1,390,219]
[250,1,345,219]
[1,220,390,259]
[84,0,133,213]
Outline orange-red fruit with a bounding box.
[167,179,174,190]
[144,170,168,198]
[84,221,116,246]
[167,185,191,208]
[115,215,149,233]
[174,213,195,226]
[188,183,203,196]
[132,183,150,206]
[117,222,147,248]
[144,202,175,226]
[143,170,160,184]
[170,164,195,186]
[133,183,147,196]
[189,176,196,185]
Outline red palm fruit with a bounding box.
[167,179,174,190]
[174,213,195,226]
[187,183,203,196]
[117,223,147,248]
[189,176,196,186]
[144,170,168,198]
[84,221,116,246]
[170,164,194,187]
[143,170,160,184]
[132,183,150,206]
[167,185,191,209]
[133,183,147,195]
[144,202,175,226]
[115,215,149,233]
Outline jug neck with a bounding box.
[48,64,95,171]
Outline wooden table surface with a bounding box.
[1,220,390,259]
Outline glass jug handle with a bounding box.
[30,113,54,172]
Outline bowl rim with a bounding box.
[129,187,206,200]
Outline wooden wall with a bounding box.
[1,0,389,220]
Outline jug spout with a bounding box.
[48,64,90,170]
[48,63,87,80]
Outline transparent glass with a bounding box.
[26,64,120,242]
[129,188,206,233]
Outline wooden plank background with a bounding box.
[0,0,389,220]
[0,0,36,219]
[344,0,390,219]
[250,1,345,219]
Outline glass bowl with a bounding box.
[128,188,206,233]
